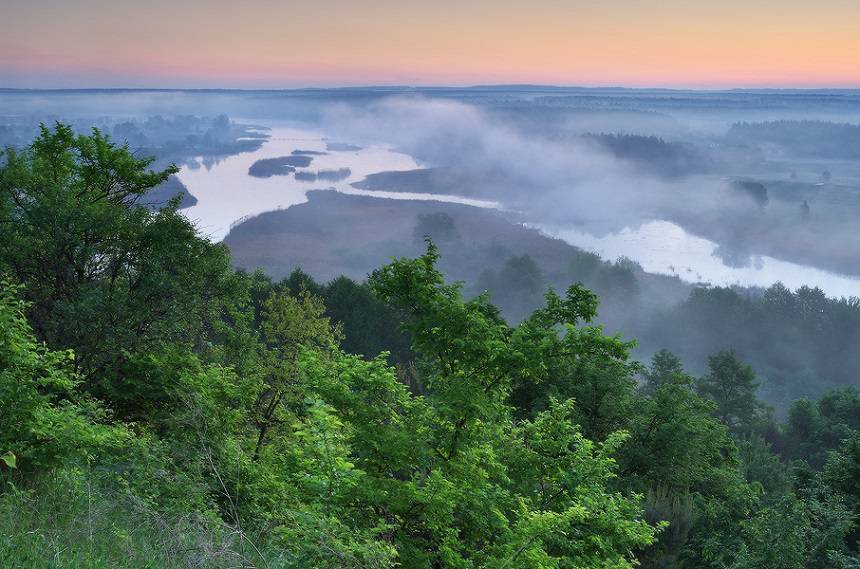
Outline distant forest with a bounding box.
[226,193,860,413]
[584,133,711,178]
[728,120,860,158]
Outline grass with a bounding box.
[0,469,269,569]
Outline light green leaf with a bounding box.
[1,451,16,469]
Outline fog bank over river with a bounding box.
[178,123,858,298]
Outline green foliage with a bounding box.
[364,243,658,567]
[321,275,414,365]
[251,288,341,460]
[736,434,792,500]
[642,348,685,393]
[697,350,767,433]
[0,123,241,413]
[508,280,639,442]
[622,372,735,494]
[783,387,860,467]
[809,433,860,556]
[619,354,761,568]
[0,451,16,470]
[677,468,760,569]
[733,487,859,569]
[0,468,271,569]
[250,269,414,366]
[734,495,810,569]
[0,281,127,473]
[4,123,860,568]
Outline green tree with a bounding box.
[734,495,809,569]
[812,433,860,556]
[697,350,765,433]
[506,276,640,441]
[322,275,414,365]
[359,242,659,567]
[622,374,735,495]
[621,372,747,568]
[783,388,860,467]
[251,288,341,460]
[734,487,858,569]
[642,349,685,393]
[0,123,241,414]
[736,434,791,500]
[0,281,126,473]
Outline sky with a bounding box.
[1,0,859,89]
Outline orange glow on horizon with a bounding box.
[2,0,859,89]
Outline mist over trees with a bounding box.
[321,94,860,281]
[728,120,860,159]
[583,133,711,178]
[224,188,860,412]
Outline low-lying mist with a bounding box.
[322,96,860,279]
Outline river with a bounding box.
[178,125,859,298]
[179,126,498,241]
[539,220,860,298]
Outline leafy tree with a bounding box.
[734,495,810,569]
[677,470,760,569]
[621,370,748,568]
[736,434,791,500]
[251,288,341,460]
[697,350,765,433]
[735,487,859,569]
[642,348,685,392]
[816,433,860,553]
[322,275,413,365]
[506,277,640,440]
[623,374,735,495]
[279,267,326,298]
[0,281,126,473]
[782,388,860,467]
[361,242,659,567]
[0,123,241,414]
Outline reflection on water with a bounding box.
[179,126,858,298]
[539,220,860,298]
[179,127,495,241]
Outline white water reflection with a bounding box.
[179,126,495,241]
[177,125,858,298]
[539,220,860,298]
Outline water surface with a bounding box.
[179,126,858,298]
[180,126,496,241]
[540,220,860,298]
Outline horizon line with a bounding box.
[3,84,860,94]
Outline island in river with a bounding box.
[248,155,314,178]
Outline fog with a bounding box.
[2,88,858,286]
[2,87,859,410]
[321,96,860,281]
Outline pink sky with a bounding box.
[2,0,859,89]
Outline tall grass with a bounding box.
[0,469,270,569]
